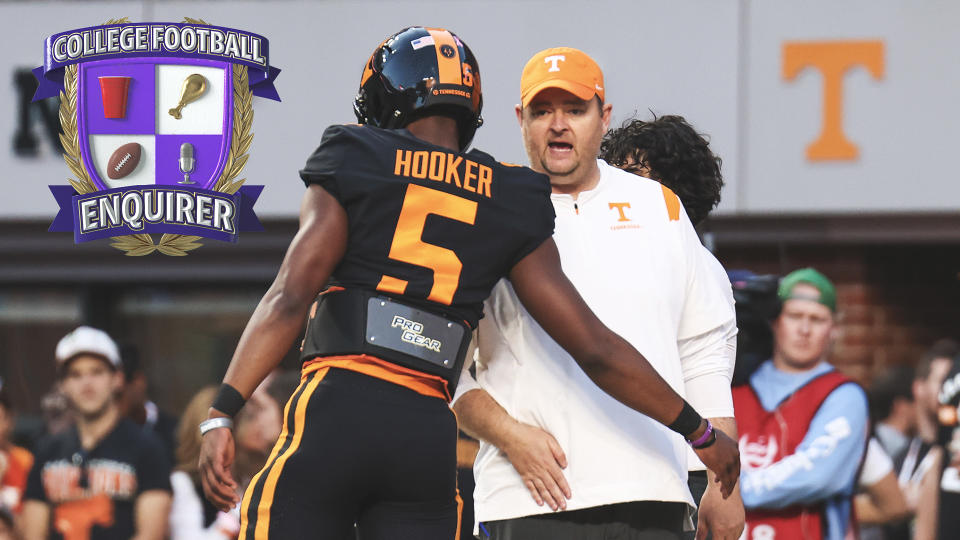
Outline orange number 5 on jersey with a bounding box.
[377,184,478,305]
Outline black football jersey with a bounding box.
[300,124,554,328]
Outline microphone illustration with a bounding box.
[178,143,196,184]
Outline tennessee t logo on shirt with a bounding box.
[608,202,631,222]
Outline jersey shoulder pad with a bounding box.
[502,162,551,199]
[319,123,373,148]
[300,124,368,187]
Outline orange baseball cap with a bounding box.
[520,47,605,107]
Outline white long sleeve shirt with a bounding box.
[685,249,738,472]
[454,160,736,525]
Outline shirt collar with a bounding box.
[550,159,609,205]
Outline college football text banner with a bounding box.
[33,23,281,101]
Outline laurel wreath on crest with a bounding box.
[59,17,254,256]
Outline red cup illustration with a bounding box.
[98,76,131,119]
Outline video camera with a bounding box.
[728,271,781,386]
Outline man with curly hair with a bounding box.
[601,114,742,540]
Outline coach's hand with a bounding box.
[696,474,744,540]
[502,422,571,511]
[693,427,740,499]
[199,413,240,511]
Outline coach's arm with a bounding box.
[454,377,572,511]
[680,316,744,540]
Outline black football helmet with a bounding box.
[354,27,483,150]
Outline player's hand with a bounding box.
[501,421,571,511]
[693,426,740,499]
[199,416,240,512]
[696,475,744,540]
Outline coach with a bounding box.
[453,47,738,539]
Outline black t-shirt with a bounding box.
[938,363,960,539]
[300,124,555,328]
[25,418,172,540]
[145,404,178,465]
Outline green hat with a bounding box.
[778,267,836,312]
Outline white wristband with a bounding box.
[199,417,234,436]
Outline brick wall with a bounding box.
[716,244,960,385]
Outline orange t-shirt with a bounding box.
[1,446,34,512]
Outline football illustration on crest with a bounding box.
[107,142,141,179]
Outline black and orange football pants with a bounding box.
[239,362,462,540]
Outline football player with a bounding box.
[198,27,740,539]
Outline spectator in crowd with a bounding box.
[865,364,942,540]
[170,381,281,539]
[118,345,177,463]
[601,113,742,540]
[895,342,955,540]
[916,340,958,447]
[0,386,33,516]
[734,268,869,540]
[20,326,172,540]
[38,389,71,439]
[913,340,958,540]
[855,437,909,536]
[871,366,918,463]
[935,358,960,539]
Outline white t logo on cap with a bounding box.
[544,55,565,72]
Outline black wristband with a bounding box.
[667,400,703,439]
[211,384,246,417]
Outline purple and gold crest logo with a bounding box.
[35,17,280,255]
